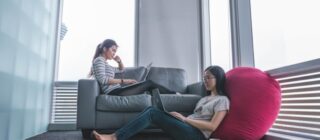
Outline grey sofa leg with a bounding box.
[81,129,93,139]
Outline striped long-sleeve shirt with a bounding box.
[92,56,123,94]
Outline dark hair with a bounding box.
[204,65,227,97]
[88,39,118,77]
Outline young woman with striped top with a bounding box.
[89,39,171,96]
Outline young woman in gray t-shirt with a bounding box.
[93,65,230,140]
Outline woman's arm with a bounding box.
[93,57,135,85]
[92,57,109,85]
[117,60,124,70]
[185,111,227,132]
[170,111,227,132]
[113,55,124,71]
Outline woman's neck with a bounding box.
[210,89,218,96]
[101,54,108,60]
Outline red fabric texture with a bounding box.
[211,67,281,140]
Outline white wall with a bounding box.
[137,0,202,83]
[0,0,60,139]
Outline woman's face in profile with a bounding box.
[203,71,216,91]
[104,45,118,60]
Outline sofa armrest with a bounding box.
[77,79,100,129]
[187,82,207,97]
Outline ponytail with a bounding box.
[93,44,103,63]
[88,44,103,77]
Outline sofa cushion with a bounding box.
[211,67,281,140]
[96,93,152,112]
[156,94,202,112]
[147,67,187,93]
[114,66,147,82]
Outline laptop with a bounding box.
[120,62,152,88]
[141,62,153,81]
[152,88,168,112]
[152,88,182,121]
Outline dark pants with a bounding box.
[108,80,172,96]
[115,107,206,140]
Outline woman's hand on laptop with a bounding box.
[169,112,187,122]
[124,79,137,84]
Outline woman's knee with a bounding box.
[146,107,165,122]
[144,106,162,117]
[146,80,156,86]
[144,106,157,112]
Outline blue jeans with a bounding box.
[115,106,206,140]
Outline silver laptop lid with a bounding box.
[152,88,166,112]
[142,62,152,81]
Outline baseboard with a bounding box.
[48,123,77,131]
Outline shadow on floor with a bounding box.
[27,130,173,140]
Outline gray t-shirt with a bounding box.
[92,56,123,94]
[187,95,230,139]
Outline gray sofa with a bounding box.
[77,66,206,138]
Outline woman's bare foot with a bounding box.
[92,130,103,140]
[92,130,117,140]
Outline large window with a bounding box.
[57,0,135,81]
[209,0,232,71]
[251,0,320,70]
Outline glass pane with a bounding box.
[251,0,320,70]
[0,0,59,139]
[58,0,135,81]
[209,0,232,71]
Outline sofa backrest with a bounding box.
[147,67,187,93]
[114,66,188,93]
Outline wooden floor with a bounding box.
[27,131,173,140]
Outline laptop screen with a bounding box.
[141,62,152,81]
[152,88,166,112]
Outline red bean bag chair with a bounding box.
[211,67,281,140]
